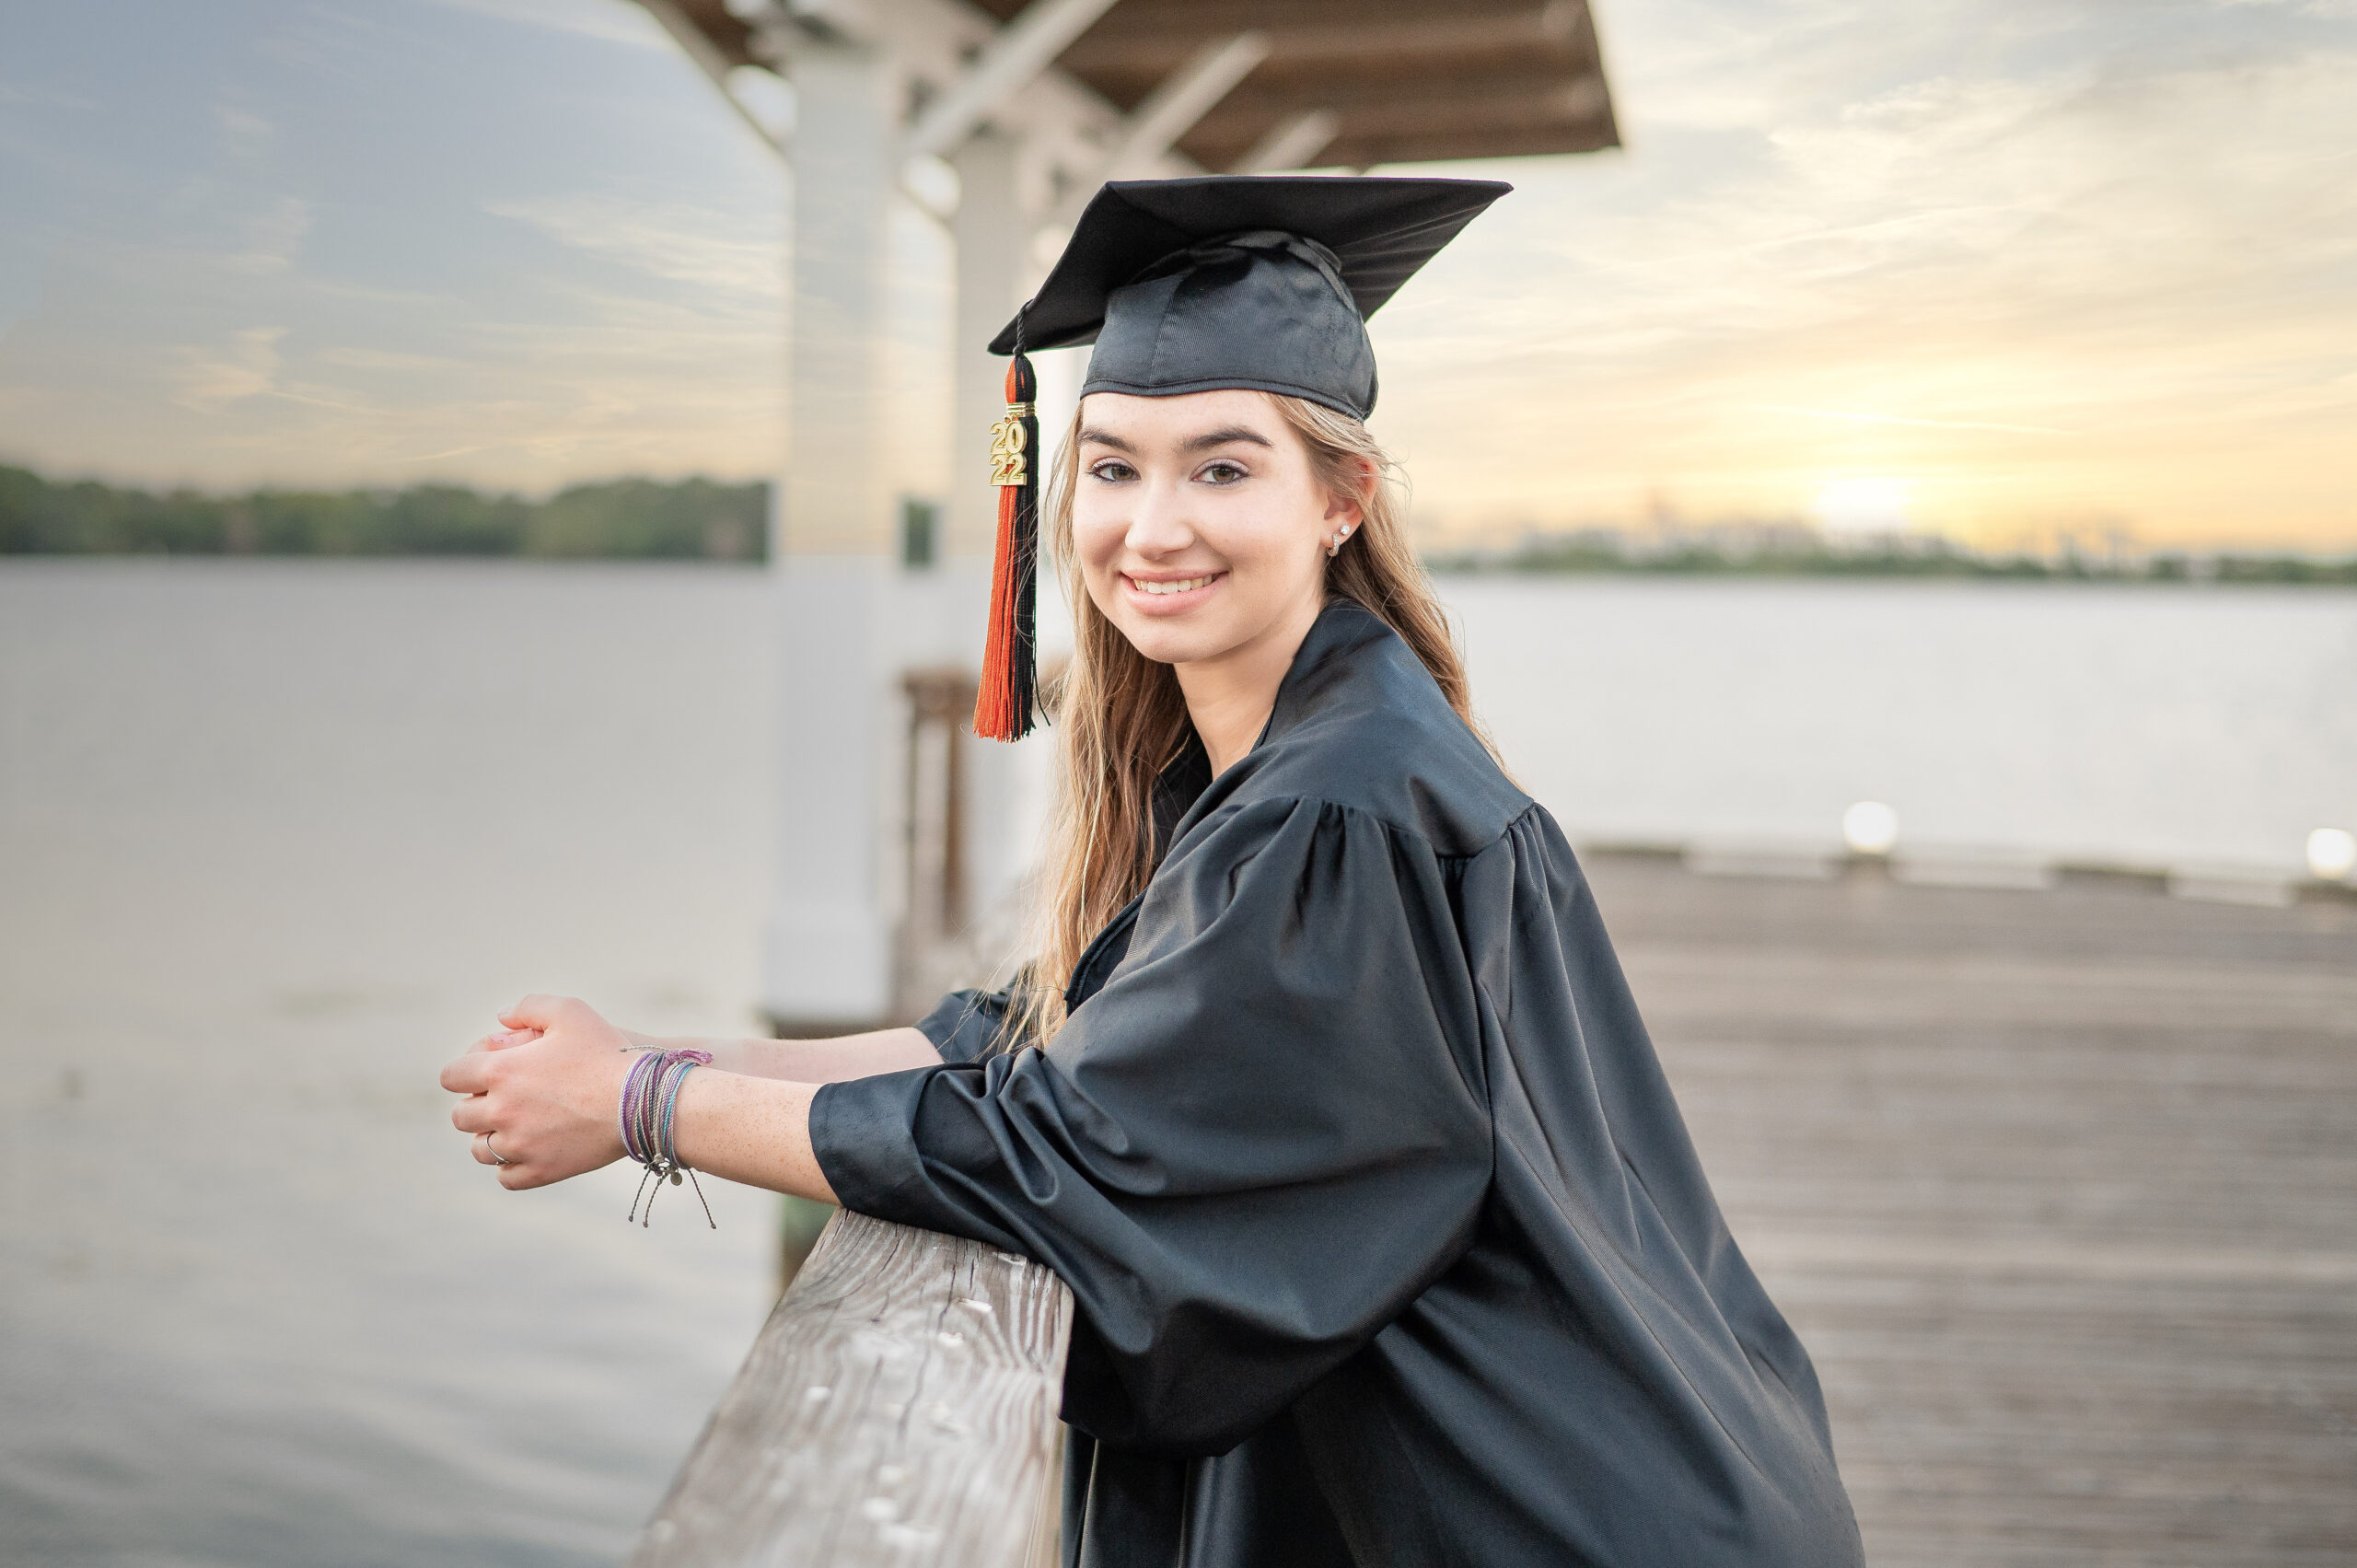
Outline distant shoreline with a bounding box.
[1,465,768,563]
[6,464,2351,583]
[12,554,2354,592]
[1428,547,2357,586]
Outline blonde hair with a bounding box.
[1010,393,1484,1044]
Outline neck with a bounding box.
[1173,594,1324,776]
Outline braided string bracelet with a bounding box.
[617,1046,716,1228]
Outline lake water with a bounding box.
[1445,575,2356,877]
[3,560,2351,1566]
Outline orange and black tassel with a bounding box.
[974,350,1039,741]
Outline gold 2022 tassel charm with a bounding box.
[988,397,1029,488]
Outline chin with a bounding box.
[1114,613,1237,668]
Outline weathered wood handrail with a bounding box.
[626,1210,1074,1568]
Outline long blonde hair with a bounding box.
[1012,393,1483,1043]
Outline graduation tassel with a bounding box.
[974,350,1040,741]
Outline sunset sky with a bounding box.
[2,0,2351,551]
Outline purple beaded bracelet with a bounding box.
[618,1046,715,1228]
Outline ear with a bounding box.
[1323,457,1376,528]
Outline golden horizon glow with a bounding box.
[1812,477,1915,537]
[1365,7,2357,553]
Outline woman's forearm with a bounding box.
[657,1026,944,1083]
[656,1028,947,1204]
[668,1069,839,1203]
[443,999,938,1201]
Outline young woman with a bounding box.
[443,177,1863,1567]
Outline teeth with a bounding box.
[1137,575,1213,596]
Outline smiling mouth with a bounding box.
[1131,574,1220,596]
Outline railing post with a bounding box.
[627,1211,1074,1568]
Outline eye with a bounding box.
[1196,459,1248,486]
[1088,458,1138,483]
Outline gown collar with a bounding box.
[1258,598,1394,749]
[1164,597,1392,825]
[1064,600,1396,1013]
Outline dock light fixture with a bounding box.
[1842,800,1899,856]
[2308,827,2356,882]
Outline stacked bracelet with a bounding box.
[618,1046,716,1228]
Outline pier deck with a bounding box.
[1584,854,2357,1566]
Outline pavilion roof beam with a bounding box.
[641,0,790,157]
[903,0,1125,161]
[1059,3,1598,72]
[1044,29,1267,223]
[1231,108,1340,173]
[1099,31,1270,179]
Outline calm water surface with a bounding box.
[1446,575,2356,872]
[3,563,784,1568]
[2,560,2351,1565]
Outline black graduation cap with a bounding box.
[971,175,1511,743]
[991,174,1512,421]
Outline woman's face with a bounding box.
[1071,389,1360,669]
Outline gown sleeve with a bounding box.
[809,796,1494,1455]
[911,986,1022,1064]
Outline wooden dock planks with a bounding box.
[1586,854,2357,1567]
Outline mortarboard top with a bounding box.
[989,175,1511,422]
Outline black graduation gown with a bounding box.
[810,602,1863,1568]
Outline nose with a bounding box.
[1123,475,1197,559]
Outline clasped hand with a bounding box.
[440,993,642,1191]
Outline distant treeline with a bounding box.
[11,463,2351,582]
[1430,535,2357,584]
[0,465,767,561]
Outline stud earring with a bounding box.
[1327,525,1353,558]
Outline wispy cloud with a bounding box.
[1372,0,2357,546]
[225,196,311,274]
[0,83,102,111]
[0,0,795,492]
[1753,405,2073,436]
[482,194,779,303]
[170,327,287,412]
[410,0,667,51]
[214,103,275,160]
[317,346,471,372]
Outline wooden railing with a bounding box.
[625,1210,1074,1568]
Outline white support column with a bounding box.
[949,130,1027,563]
[764,39,900,1030]
[784,41,896,560]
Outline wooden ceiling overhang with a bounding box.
[976,0,1617,168]
[649,0,1617,173]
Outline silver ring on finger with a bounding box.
[481,1131,513,1167]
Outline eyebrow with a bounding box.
[1182,425,1275,454]
[1078,424,1276,455]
